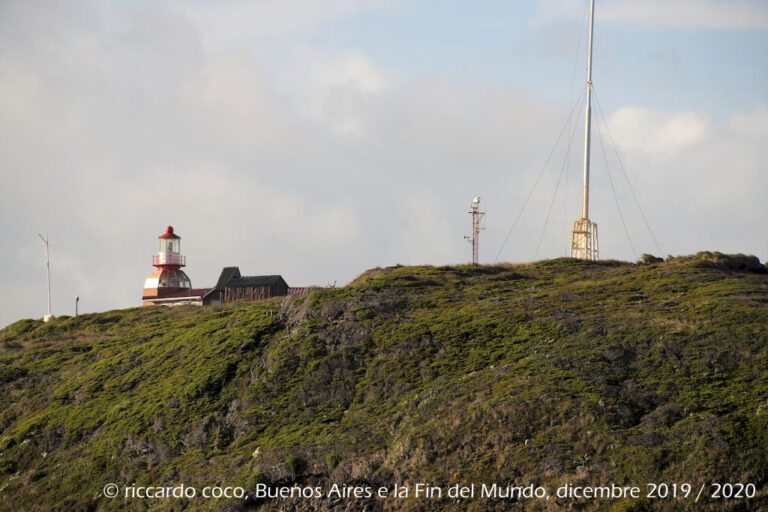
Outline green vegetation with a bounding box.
[1,252,767,511]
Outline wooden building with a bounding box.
[202,267,288,305]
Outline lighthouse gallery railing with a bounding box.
[153,253,186,266]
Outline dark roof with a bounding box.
[229,275,286,287]
[201,267,240,299]
[213,266,241,291]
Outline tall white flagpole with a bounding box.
[582,0,595,220]
[38,231,52,320]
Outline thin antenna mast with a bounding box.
[465,197,486,265]
[38,231,54,322]
[570,0,599,260]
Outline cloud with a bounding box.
[587,104,767,260]
[538,0,768,31]
[184,56,282,148]
[313,49,391,136]
[602,0,768,31]
[169,0,400,50]
[280,47,392,135]
[729,105,768,139]
[605,107,709,157]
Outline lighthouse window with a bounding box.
[159,239,180,253]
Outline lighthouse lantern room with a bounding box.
[142,226,204,306]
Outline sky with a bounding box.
[1,0,767,326]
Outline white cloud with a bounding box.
[602,0,768,31]
[605,107,709,157]
[314,50,389,95]
[586,103,767,260]
[184,56,282,149]
[729,105,768,139]
[170,0,401,50]
[300,48,392,135]
[538,0,768,31]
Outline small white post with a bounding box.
[38,231,53,322]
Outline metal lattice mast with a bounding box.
[570,0,599,260]
[466,197,486,265]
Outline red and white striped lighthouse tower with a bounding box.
[142,226,195,305]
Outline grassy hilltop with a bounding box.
[1,252,767,511]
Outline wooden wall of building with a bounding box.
[223,281,288,302]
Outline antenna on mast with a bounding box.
[569,0,599,260]
[38,231,54,322]
[465,197,486,265]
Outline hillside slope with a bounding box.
[1,253,767,511]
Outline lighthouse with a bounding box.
[142,226,207,306]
